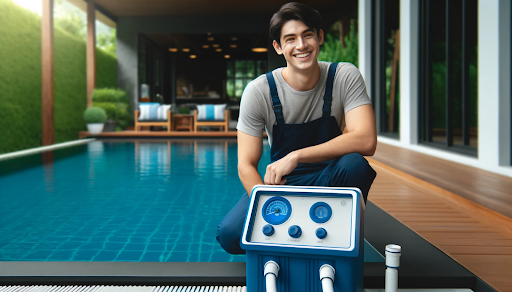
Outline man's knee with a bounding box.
[215,193,250,255]
[329,153,376,202]
[216,221,245,255]
[339,153,375,177]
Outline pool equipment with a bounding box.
[241,185,365,292]
[385,244,401,292]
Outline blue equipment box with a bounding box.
[241,185,365,292]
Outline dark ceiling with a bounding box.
[93,0,349,18]
[145,32,269,60]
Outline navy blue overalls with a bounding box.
[216,63,376,255]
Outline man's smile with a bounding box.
[293,51,312,59]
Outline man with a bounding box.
[216,2,377,255]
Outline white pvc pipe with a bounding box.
[385,244,402,292]
[319,264,335,292]
[264,260,279,292]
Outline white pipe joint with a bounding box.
[385,244,402,292]
[264,260,280,292]
[319,264,335,292]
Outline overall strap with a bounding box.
[266,72,285,125]
[322,62,338,117]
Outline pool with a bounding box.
[0,139,260,262]
[0,139,384,263]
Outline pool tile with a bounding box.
[73,250,100,261]
[140,251,164,262]
[93,250,119,261]
[116,251,143,261]
[124,243,146,251]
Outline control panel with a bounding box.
[248,191,355,249]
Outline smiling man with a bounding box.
[216,2,377,255]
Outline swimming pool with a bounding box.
[0,139,383,263]
[0,139,260,262]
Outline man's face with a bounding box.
[273,20,324,71]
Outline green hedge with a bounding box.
[0,0,117,154]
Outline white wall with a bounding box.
[399,0,419,145]
[358,0,372,102]
[478,0,511,174]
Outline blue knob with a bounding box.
[262,224,274,236]
[316,228,327,239]
[288,225,302,238]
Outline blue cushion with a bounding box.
[139,103,160,121]
[197,104,226,121]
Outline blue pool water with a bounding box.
[0,140,269,262]
[0,139,384,263]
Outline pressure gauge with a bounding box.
[262,196,292,225]
[309,202,332,223]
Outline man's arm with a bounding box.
[238,130,267,195]
[264,104,376,185]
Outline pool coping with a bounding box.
[0,139,95,162]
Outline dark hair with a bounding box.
[269,2,322,46]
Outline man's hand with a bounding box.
[264,152,299,185]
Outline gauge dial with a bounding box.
[262,196,292,225]
[309,202,332,223]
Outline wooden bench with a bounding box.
[134,110,172,132]
[194,109,229,132]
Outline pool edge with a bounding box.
[0,139,95,162]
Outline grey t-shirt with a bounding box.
[237,61,371,146]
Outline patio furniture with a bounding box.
[193,104,229,132]
[174,114,194,131]
[134,103,172,132]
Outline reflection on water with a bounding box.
[133,140,234,180]
[42,152,54,193]
[194,141,229,179]
[135,141,172,177]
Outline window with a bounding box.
[373,0,400,138]
[419,0,478,156]
[226,60,267,100]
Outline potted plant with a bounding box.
[84,107,107,135]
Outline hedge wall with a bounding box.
[0,0,117,154]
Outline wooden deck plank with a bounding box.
[371,142,512,219]
[367,158,512,292]
[428,238,512,246]
[441,246,512,255]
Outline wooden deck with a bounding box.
[78,130,238,139]
[368,142,512,292]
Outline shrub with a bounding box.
[91,88,132,129]
[178,106,190,114]
[0,0,117,153]
[91,88,127,103]
[84,107,107,123]
[318,20,358,67]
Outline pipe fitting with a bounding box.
[264,260,280,277]
[385,244,401,268]
[319,264,335,292]
[264,260,280,292]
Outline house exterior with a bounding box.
[94,0,511,177]
[358,0,511,177]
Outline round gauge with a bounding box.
[309,202,332,223]
[262,196,292,225]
